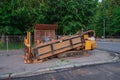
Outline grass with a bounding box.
[0,42,35,50]
[60,59,69,62]
[0,42,24,50]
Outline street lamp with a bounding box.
[102,0,106,38]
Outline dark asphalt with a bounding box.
[4,62,120,80]
[97,41,120,53]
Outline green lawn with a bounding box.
[0,42,24,50]
[0,42,34,50]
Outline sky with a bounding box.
[99,0,102,2]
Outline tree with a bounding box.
[0,0,13,43]
[46,0,98,35]
[110,6,120,36]
[95,0,120,37]
[0,0,47,36]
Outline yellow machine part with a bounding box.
[91,40,96,49]
[85,40,92,50]
[85,40,96,50]
[24,32,31,47]
[84,34,88,40]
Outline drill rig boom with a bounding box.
[24,30,96,64]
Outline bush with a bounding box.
[0,40,4,48]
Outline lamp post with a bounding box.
[103,18,105,38]
[102,0,106,38]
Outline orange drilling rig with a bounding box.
[24,24,96,64]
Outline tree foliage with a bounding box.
[0,0,120,37]
[0,0,47,34]
[95,0,120,37]
[43,0,98,35]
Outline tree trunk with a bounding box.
[1,32,5,43]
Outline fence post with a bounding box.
[21,36,23,49]
[6,36,9,52]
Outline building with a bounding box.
[34,24,57,44]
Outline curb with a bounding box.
[0,52,119,79]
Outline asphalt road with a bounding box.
[97,41,120,53]
[6,62,120,80]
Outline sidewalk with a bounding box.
[0,49,119,79]
[97,38,120,42]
